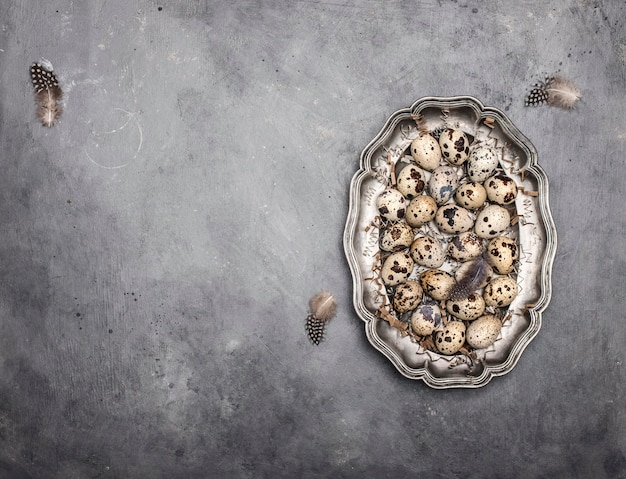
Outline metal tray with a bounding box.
[343,96,557,388]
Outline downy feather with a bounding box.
[448,257,493,301]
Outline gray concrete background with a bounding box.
[0,1,625,478]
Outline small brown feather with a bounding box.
[545,75,582,110]
[30,62,63,127]
[308,290,337,323]
[305,291,337,345]
[525,75,581,110]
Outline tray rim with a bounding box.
[343,95,558,388]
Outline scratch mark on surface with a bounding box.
[84,108,143,169]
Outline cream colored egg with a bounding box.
[439,128,470,166]
[435,321,466,355]
[396,164,427,200]
[376,188,407,222]
[410,303,442,336]
[483,276,518,307]
[485,236,519,274]
[447,232,483,262]
[484,173,518,206]
[393,280,423,314]
[380,222,414,252]
[381,252,414,286]
[410,236,446,268]
[428,165,459,205]
[466,314,502,349]
[435,205,474,235]
[410,134,441,171]
[474,204,510,239]
[446,292,486,321]
[467,145,499,182]
[406,195,438,228]
[419,269,455,301]
[455,182,487,210]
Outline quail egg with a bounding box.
[466,314,502,349]
[446,292,486,321]
[483,276,518,307]
[485,236,519,274]
[381,252,414,286]
[455,182,487,210]
[485,173,518,206]
[410,303,442,336]
[447,231,483,262]
[392,280,423,313]
[435,321,466,355]
[379,222,414,252]
[435,204,474,234]
[396,164,427,200]
[428,165,459,205]
[410,236,446,268]
[467,145,499,182]
[405,195,437,228]
[439,128,470,166]
[376,188,407,222]
[410,134,441,171]
[474,204,510,239]
[419,269,455,301]
[406,195,438,228]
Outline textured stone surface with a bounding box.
[0,1,625,478]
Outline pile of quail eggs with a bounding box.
[376,128,520,356]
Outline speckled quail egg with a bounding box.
[396,164,427,200]
[474,204,510,239]
[410,236,446,268]
[419,269,455,301]
[381,252,414,286]
[439,128,470,166]
[483,276,518,307]
[379,222,414,252]
[406,195,438,228]
[410,134,441,171]
[428,165,459,205]
[466,314,502,349]
[455,182,487,210]
[467,145,499,183]
[435,204,474,235]
[485,173,518,206]
[410,303,442,336]
[376,188,407,222]
[447,232,483,262]
[393,280,423,314]
[435,321,466,355]
[485,236,519,275]
[446,292,486,321]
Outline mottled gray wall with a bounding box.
[0,1,625,478]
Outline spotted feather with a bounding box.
[30,62,63,127]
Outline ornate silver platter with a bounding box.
[343,97,557,388]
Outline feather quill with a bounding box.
[305,291,337,345]
[447,256,493,301]
[30,62,63,127]
[525,75,582,110]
